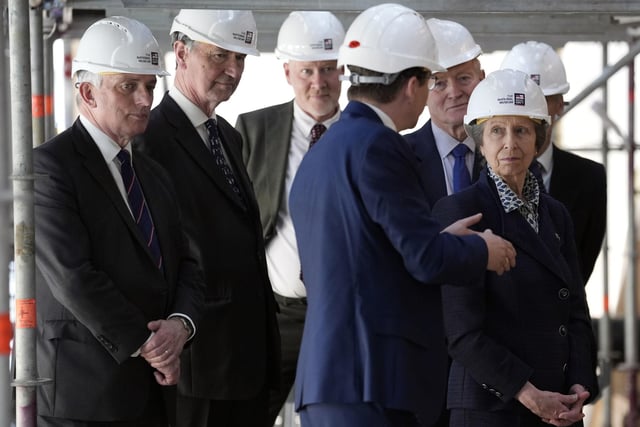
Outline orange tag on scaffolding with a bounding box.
[16,298,36,329]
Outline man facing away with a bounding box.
[289,4,517,426]
[137,9,280,427]
[235,10,345,424]
[34,16,205,427]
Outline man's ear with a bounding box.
[77,82,96,107]
[174,41,188,69]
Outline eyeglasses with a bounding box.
[428,73,479,93]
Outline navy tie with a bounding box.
[204,118,245,204]
[117,150,163,270]
[309,123,326,150]
[452,144,471,193]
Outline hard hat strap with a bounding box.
[340,72,399,86]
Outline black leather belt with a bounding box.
[274,293,307,306]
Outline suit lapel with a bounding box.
[265,101,294,212]
[72,121,165,271]
[413,122,448,207]
[478,173,570,284]
[160,96,247,211]
[134,157,173,272]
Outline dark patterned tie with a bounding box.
[309,123,327,150]
[452,144,471,193]
[117,149,163,269]
[531,160,546,193]
[204,118,245,205]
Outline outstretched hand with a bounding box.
[442,213,516,275]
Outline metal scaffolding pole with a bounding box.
[624,49,638,427]
[0,0,13,426]
[30,5,44,147]
[8,1,49,426]
[599,41,613,427]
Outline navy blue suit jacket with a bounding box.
[289,101,489,425]
[404,120,484,207]
[432,171,599,420]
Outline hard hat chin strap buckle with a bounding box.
[340,72,399,86]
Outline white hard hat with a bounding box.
[500,41,569,96]
[275,11,345,61]
[170,9,260,56]
[426,18,482,70]
[464,69,551,125]
[338,3,445,77]
[72,16,169,77]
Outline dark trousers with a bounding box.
[175,386,269,427]
[268,293,307,425]
[38,384,169,427]
[299,402,423,427]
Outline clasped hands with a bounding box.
[139,318,190,386]
[518,381,590,426]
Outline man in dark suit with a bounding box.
[34,16,205,427]
[235,11,345,424]
[137,9,280,427]
[289,5,517,426]
[404,18,485,206]
[501,40,607,284]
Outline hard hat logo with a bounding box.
[236,30,254,46]
[323,39,334,50]
[514,93,525,106]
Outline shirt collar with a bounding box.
[293,100,340,136]
[169,86,214,127]
[431,122,475,159]
[487,165,540,214]
[361,102,397,132]
[79,115,129,165]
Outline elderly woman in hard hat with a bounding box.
[432,69,599,427]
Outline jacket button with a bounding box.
[558,325,567,336]
[558,288,570,300]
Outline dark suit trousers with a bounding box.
[38,383,168,426]
[300,402,423,427]
[176,386,269,427]
[269,294,307,424]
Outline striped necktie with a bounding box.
[204,118,245,205]
[117,149,163,269]
[309,123,326,150]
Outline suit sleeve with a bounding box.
[34,147,151,362]
[357,132,487,285]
